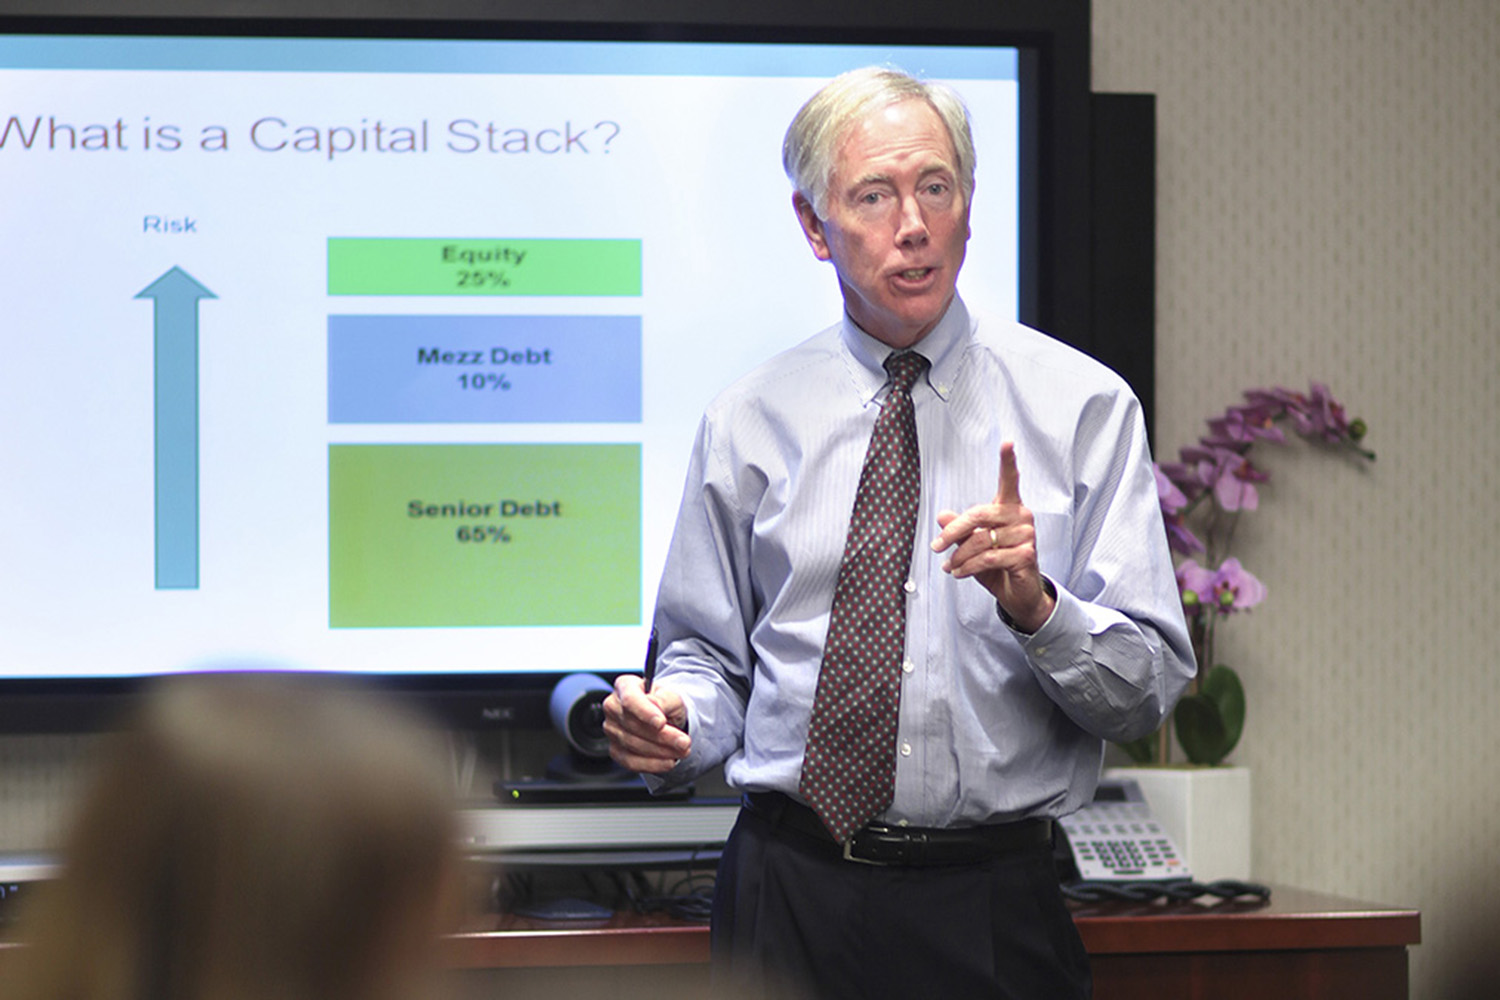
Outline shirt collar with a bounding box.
[839,295,970,404]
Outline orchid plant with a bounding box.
[1122,383,1376,766]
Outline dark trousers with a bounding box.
[710,804,1092,1000]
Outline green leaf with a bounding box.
[1117,735,1159,764]
[1174,664,1247,765]
[1201,664,1245,757]
[1174,694,1229,765]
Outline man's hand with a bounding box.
[602,675,692,774]
[930,441,1056,633]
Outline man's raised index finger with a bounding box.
[997,441,1023,505]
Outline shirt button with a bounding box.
[902,659,915,674]
[903,579,916,594]
[1036,645,1049,656]
[900,741,912,757]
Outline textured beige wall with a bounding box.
[1092,1,1499,997]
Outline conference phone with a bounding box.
[1055,776,1190,883]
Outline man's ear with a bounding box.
[793,193,832,262]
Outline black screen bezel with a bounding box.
[0,0,1093,732]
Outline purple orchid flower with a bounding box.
[1157,460,1205,499]
[1242,387,1298,412]
[1302,382,1353,442]
[1191,448,1268,512]
[1177,558,1266,616]
[1256,382,1354,444]
[1154,464,1189,513]
[1204,405,1287,448]
[1207,557,1267,614]
[1164,514,1205,555]
[1175,559,1218,615]
[1154,464,1205,553]
[1144,383,1373,764]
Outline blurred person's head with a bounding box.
[11,670,459,1000]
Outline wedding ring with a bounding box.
[989,527,1000,548]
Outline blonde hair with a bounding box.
[11,672,458,1000]
[782,65,977,219]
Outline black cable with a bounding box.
[1061,879,1272,904]
[668,885,715,922]
[620,845,718,923]
[634,884,715,923]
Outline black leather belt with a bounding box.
[742,791,1053,867]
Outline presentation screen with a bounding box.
[0,30,1022,686]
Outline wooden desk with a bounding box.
[446,910,706,971]
[447,884,1420,999]
[1070,884,1420,999]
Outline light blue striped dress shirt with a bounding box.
[649,296,1195,827]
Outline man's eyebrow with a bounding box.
[848,170,893,189]
[917,160,958,179]
[847,162,956,190]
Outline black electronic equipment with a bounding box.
[0,2,1109,734]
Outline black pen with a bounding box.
[642,626,660,693]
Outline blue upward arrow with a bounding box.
[136,267,216,590]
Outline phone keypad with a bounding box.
[1060,801,1190,881]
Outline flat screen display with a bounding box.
[1,29,1024,691]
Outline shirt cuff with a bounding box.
[995,575,1058,635]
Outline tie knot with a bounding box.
[883,351,929,394]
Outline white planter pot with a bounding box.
[1104,765,1251,883]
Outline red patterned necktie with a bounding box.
[798,350,928,844]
